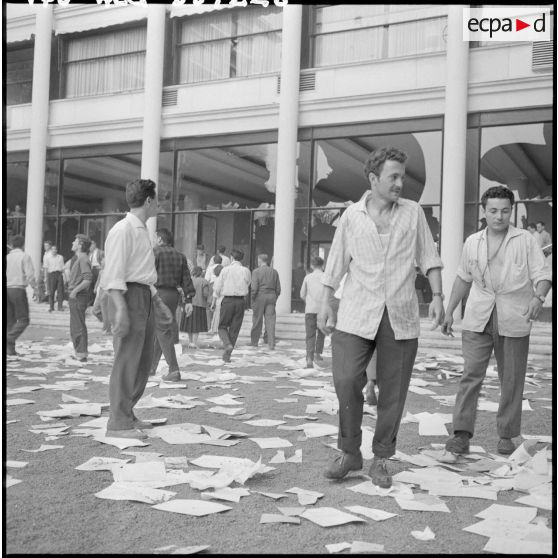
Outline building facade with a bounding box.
[6,3,554,312]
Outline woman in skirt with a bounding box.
[180,266,209,348]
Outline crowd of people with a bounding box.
[5,146,552,488]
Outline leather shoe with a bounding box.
[324,451,363,479]
[368,457,392,488]
[222,344,233,363]
[497,438,515,455]
[162,370,181,382]
[314,353,323,361]
[105,429,147,440]
[445,433,470,454]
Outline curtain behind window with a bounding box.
[65,27,146,97]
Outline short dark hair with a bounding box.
[536,221,545,227]
[44,240,52,246]
[311,256,324,268]
[12,235,24,249]
[258,253,269,264]
[126,179,156,208]
[364,146,408,180]
[480,185,515,208]
[156,228,173,246]
[213,254,222,265]
[218,245,227,254]
[527,222,536,229]
[192,266,203,277]
[231,248,244,262]
[76,234,92,254]
[197,244,205,251]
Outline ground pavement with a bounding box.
[5,322,553,554]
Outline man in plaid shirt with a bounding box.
[150,228,195,381]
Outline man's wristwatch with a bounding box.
[432,292,445,300]
[534,294,545,303]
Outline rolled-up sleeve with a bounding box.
[527,234,553,286]
[101,227,129,292]
[24,255,36,287]
[456,239,473,283]
[181,257,196,299]
[79,257,93,285]
[321,211,351,291]
[415,206,443,275]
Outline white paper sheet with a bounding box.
[250,437,293,449]
[344,506,397,521]
[411,526,435,541]
[301,507,366,528]
[260,514,300,524]
[112,461,167,482]
[95,483,175,504]
[152,499,231,516]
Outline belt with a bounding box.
[126,282,150,290]
[156,285,178,290]
[223,295,245,299]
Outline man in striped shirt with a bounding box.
[318,146,445,488]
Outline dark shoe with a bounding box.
[222,344,233,363]
[445,433,470,455]
[7,345,18,357]
[365,381,377,406]
[314,353,323,361]
[162,370,181,382]
[306,359,313,369]
[105,429,147,440]
[78,357,87,363]
[48,308,53,313]
[368,457,392,488]
[324,451,363,480]
[249,343,258,347]
[497,438,515,455]
[268,345,275,351]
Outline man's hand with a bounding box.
[441,313,454,337]
[522,297,543,322]
[317,301,337,336]
[184,302,193,318]
[113,306,130,337]
[69,289,77,300]
[152,293,174,327]
[428,296,445,330]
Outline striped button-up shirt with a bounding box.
[458,226,552,337]
[321,192,443,340]
[101,212,157,292]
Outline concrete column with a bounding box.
[140,5,166,236]
[24,6,53,279]
[440,6,470,319]
[273,5,303,314]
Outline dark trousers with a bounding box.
[332,309,417,458]
[69,292,89,358]
[7,288,30,348]
[89,267,100,305]
[453,308,529,439]
[218,296,246,349]
[47,271,64,310]
[151,287,180,374]
[251,293,277,347]
[107,283,155,430]
[305,313,325,356]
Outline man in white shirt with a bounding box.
[101,179,174,439]
[89,240,104,305]
[208,245,231,269]
[535,221,552,256]
[300,256,324,368]
[43,245,65,312]
[443,186,552,456]
[213,248,251,362]
[6,235,37,356]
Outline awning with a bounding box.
[54,4,147,35]
[5,4,40,44]
[170,3,236,19]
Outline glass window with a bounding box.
[313,5,446,66]
[175,143,277,211]
[158,152,174,213]
[6,161,29,239]
[177,7,282,83]
[6,44,34,105]
[63,26,146,98]
[62,154,140,215]
[479,122,553,235]
[312,131,442,207]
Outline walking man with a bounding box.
[443,186,551,455]
[151,228,195,381]
[208,245,231,268]
[300,256,325,368]
[250,253,281,350]
[68,234,93,362]
[318,146,445,488]
[102,179,175,439]
[44,245,65,312]
[214,248,251,362]
[6,235,36,356]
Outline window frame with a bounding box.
[6,41,35,105]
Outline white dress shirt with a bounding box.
[43,252,65,273]
[300,269,324,314]
[214,260,251,297]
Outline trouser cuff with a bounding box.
[337,432,362,455]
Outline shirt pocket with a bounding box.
[509,262,528,284]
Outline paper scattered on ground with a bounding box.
[411,526,435,541]
[95,483,175,504]
[301,507,366,528]
[152,499,231,517]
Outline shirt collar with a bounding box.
[355,190,399,213]
[10,248,23,253]
[479,224,522,243]
[126,212,147,229]
[230,260,241,266]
